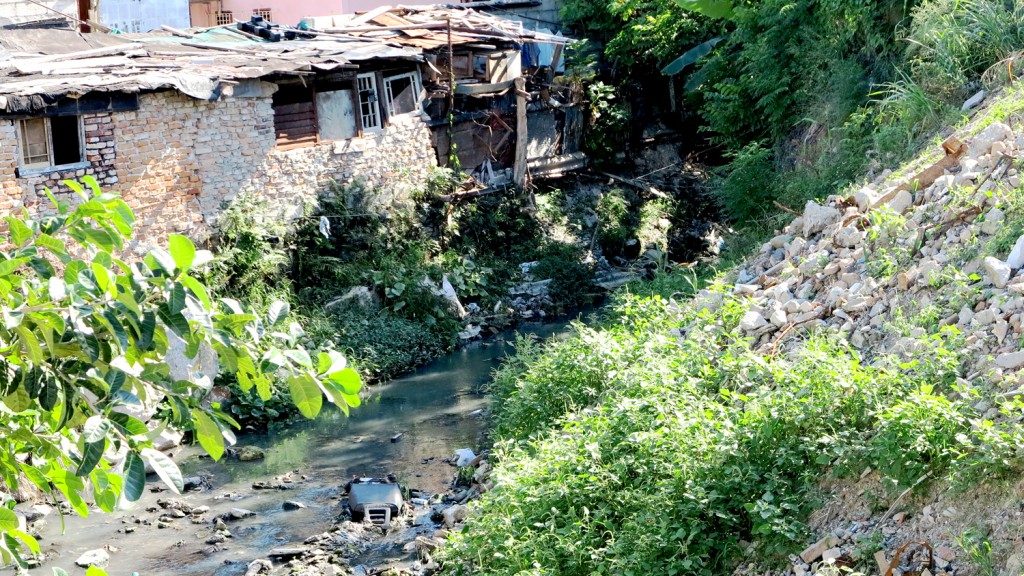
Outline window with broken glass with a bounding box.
[357,73,383,133]
[383,72,421,117]
[17,116,85,170]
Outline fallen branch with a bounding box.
[772,200,800,216]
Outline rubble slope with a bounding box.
[715,88,1024,576]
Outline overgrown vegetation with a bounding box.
[565,0,1024,249]
[205,173,604,426]
[441,272,1024,575]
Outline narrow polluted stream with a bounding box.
[28,322,566,576]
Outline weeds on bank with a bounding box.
[441,275,1024,576]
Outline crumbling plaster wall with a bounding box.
[0,87,437,250]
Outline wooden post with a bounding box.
[513,76,529,190]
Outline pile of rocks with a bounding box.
[711,119,1024,576]
[698,121,1024,400]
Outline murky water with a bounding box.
[29,323,565,576]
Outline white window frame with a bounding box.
[16,116,86,171]
[383,72,422,117]
[357,73,382,134]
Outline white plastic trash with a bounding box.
[453,449,477,467]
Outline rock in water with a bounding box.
[244,559,273,576]
[75,549,109,568]
[237,446,265,461]
[443,504,468,528]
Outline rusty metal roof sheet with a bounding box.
[300,5,570,50]
[0,27,422,113]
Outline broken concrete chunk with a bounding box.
[982,207,1006,235]
[874,549,889,575]
[888,189,914,213]
[996,351,1024,370]
[802,201,841,237]
[962,89,986,111]
[984,257,1012,288]
[1007,235,1024,269]
[76,549,110,568]
[822,547,842,562]
[799,534,841,564]
[739,311,769,332]
[770,234,792,249]
[968,122,1013,158]
[834,226,863,248]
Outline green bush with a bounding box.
[442,273,1023,575]
[533,242,595,312]
[329,307,456,381]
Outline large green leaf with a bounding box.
[180,275,211,308]
[194,411,225,461]
[109,412,148,437]
[147,248,177,276]
[662,36,725,76]
[288,374,323,419]
[284,349,313,369]
[318,350,347,375]
[7,217,32,247]
[141,448,183,494]
[122,451,145,502]
[76,440,105,477]
[168,234,196,272]
[0,258,29,278]
[268,300,290,327]
[6,529,40,555]
[0,508,18,531]
[82,415,110,443]
[329,368,362,395]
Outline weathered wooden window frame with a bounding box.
[356,73,383,134]
[383,72,422,117]
[16,115,87,173]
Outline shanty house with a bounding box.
[0,7,578,248]
[302,6,581,184]
[0,0,191,33]
[0,26,438,246]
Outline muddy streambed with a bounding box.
[27,323,565,576]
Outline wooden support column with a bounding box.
[513,76,529,190]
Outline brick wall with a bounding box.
[0,86,438,250]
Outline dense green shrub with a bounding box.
[442,276,1024,575]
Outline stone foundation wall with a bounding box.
[0,86,437,250]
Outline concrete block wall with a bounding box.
[0,87,438,250]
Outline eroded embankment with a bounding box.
[435,90,1024,576]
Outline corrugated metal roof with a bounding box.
[300,6,570,49]
[0,27,422,113]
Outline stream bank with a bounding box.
[23,322,567,576]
